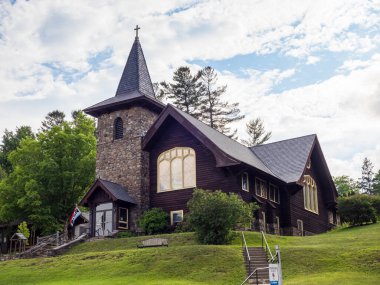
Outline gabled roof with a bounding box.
[80,179,136,207]
[143,104,275,177]
[83,35,164,117]
[250,134,316,183]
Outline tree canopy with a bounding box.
[333,175,360,197]
[0,111,96,234]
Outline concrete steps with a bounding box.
[243,247,269,284]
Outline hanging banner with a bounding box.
[269,263,279,285]
[70,207,81,227]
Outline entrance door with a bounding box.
[95,203,113,236]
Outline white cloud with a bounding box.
[0,0,379,179]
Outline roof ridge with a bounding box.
[250,134,316,149]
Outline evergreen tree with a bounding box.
[0,126,34,174]
[40,110,65,132]
[153,82,166,102]
[198,66,244,138]
[373,170,380,196]
[360,157,374,194]
[241,118,272,147]
[160,67,203,119]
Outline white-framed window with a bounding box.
[242,172,249,192]
[269,184,280,204]
[303,175,318,214]
[170,210,184,225]
[157,147,196,192]
[118,207,128,229]
[255,178,267,198]
[297,219,304,236]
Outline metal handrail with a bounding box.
[261,231,275,262]
[240,266,269,285]
[241,231,251,274]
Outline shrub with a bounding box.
[187,188,256,244]
[370,195,380,219]
[138,208,168,235]
[174,214,194,233]
[338,195,377,226]
[17,221,30,245]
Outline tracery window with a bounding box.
[157,147,196,192]
[303,175,318,214]
[114,117,123,140]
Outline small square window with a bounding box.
[170,210,184,225]
[118,207,128,229]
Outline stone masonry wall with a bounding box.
[96,106,159,230]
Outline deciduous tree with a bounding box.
[333,175,360,197]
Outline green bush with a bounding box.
[17,221,30,245]
[138,208,168,235]
[338,194,377,226]
[187,188,257,244]
[173,214,194,233]
[370,195,380,219]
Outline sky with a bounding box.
[0,0,379,179]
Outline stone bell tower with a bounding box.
[83,26,164,231]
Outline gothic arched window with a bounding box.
[303,175,318,214]
[157,147,196,192]
[114,117,123,140]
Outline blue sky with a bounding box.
[0,0,380,178]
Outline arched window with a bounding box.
[157,147,196,192]
[303,175,318,214]
[114,117,123,140]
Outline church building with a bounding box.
[79,28,339,237]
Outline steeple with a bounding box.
[115,26,155,97]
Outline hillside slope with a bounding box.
[0,224,379,284]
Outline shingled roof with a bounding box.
[250,134,316,183]
[84,34,164,117]
[143,104,276,177]
[80,179,137,207]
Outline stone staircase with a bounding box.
[243,247,269,285]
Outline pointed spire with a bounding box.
[115,26,155,97]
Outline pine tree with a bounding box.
[40,110,65,132]
[241,118,272,147]
[360,157,374,194]
[198,66,244,138]
[160,67,203,119]
[373,170,380,196]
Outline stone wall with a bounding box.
[96,106,159,230]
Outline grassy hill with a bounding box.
[0,224,379,285]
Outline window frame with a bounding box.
[170,210,184,225]
[269,183,280,204]
[303,175,319,214]
[118,207,128,230]
[255,178,267,198]
[241,172,249,192]
[297,219,304,236]
[114,117,124,140]
[157,147,196,193]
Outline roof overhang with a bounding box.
[142,105,240,167]
[79,179,137,207]
[84,92,165,118]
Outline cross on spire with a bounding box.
[134,25,140,38]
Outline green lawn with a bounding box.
[0,224,379,284]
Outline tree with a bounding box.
[138,208,168,235]
[160,66,203,119]
[17,221,30,245]
[373,170,380,196]
[241,118,272,147]
[153,82,166,102]
[360,157,374,194]
[40,110,65,132]
[187,189,257,244]
[0,111,96,234]
[338,195,377,226]
[333,175,360,197]
[0,126,34,174]
[198,66,244,138]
